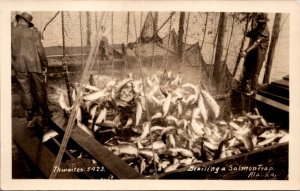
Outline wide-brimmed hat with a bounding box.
[257,13,270,23]
[16,12,34,27]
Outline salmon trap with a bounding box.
[52,71,288,176]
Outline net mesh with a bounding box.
[48,11,251,103]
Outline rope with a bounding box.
[41,11,60,39]
[134,12,158,179]
[162,12,173,72]
[50,12,109,179]
[136,50,159,180]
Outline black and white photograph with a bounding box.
[1,1,300,190]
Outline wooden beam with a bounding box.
[51,114,144,179]
[213,12,226,84]
[263,13,282,84]
[178,12,185,59]
[86,11,91,47]
[12,118,78,179]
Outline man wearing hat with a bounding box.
[11,12,50,131]
[240,13,270,96]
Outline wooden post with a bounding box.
[86,11,91,47]
[263,13,281,84]
[61,11,72,106]
[178,12,185,59]
[213,12,226,84]
[153,12,158,34]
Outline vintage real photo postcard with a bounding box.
[1,0,300,190]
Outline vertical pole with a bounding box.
[79,12,83,65]
[153,12,158,37]
[61,11,72,106]
[232,13,251,78]
[178,12,185,59]
[61,12,66,57]
[263,13,281,84]
[86,11,91,47]
[213,12,226,85]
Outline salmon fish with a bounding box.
[77,121,94,137]
[83,84,100,91]
[182,83,199,95]
[106,78,118,89]
[168,134,176,148]
[176,100,183,116]
[164,163,180,172]
[278,134,289,143]
[192,107,201,119]
[162,93,172,117]
[135,101,143,126]
[108,144,139,156]
[150,125,164,133]
[176,148,194,158]
[42,130,59,143]
[151,112,163,120]
[201,90,220,119]
[140,158,146,174]
[186,94,198,105]
[138,148,160,163]
[123,117,133,129]
[190,119,204,136]
[59,92,73,112]
[83,89,108,101]
[145,140,166,150]
[95,107,107,124]
[88,104,98,123]
[197,94,208,123]
[137,122,150,141]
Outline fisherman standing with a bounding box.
[11,12,50,131]
[240,13,270,96]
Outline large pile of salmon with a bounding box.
[56,71,289,176]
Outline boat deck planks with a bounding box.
[51,114,144,179]
[12,118,78,179]
[232,89,289,113]
[255,94,289,112]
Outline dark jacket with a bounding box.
[11,24,48,73]
[245,22,270,55]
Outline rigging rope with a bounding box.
[135,11,159,179]
[41,11,60,39]
[50,12,109,179]
[162,12,173,72]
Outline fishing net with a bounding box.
[52,11,250,103]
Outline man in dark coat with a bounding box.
[11,12,50,130]
[240,13,270,96]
